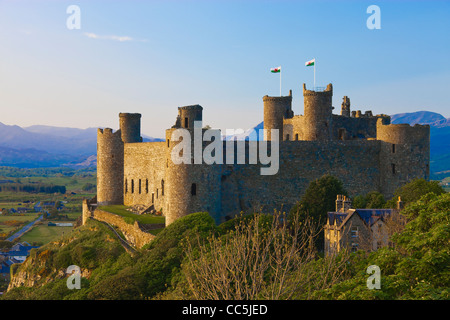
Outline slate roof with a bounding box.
[327,209,393,228]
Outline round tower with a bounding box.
[164,127,195,226]
[119,113,142,143]
[97,128,124,205]
[302,83,333,141]
[376,119,430,197]
[263,91,293,141]
[178,105,203,129]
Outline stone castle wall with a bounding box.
[123,141,167,211]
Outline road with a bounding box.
[6,215,44,242]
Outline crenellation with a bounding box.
[90,81,430,231]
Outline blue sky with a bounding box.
[0,0,449,137]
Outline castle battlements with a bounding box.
[91,82,430,226]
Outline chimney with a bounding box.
[397,196,404,211]
[342,196,352,213]
[335,195,343,212]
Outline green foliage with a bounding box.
[1,211,216,300]
[325,192,450,300]
[353,191,386,209]
[289,175,347,250]
[290,175,348,223]
[386,178,445,208]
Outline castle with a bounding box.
[91,83,430,227]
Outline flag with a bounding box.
[305,59,315,67]
[270,66,281,73]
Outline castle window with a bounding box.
[156,189,159,199]
[184,117,189,128]
[131,179,134,194]
[191,183,197,196]
[161,180,164,196]
[167,139,170,147]
[295,133,299,141]
[285,134,290,141]
[139,179,142,194]
[125,179,128,194]
[338,129,345,140]
[146,179,149,194]
[392,144,396,153]
[152,192,154,203]
[392,163,396,175]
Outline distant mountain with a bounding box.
[391,111,446,126]
[0,122,163,168]
[223,121,264,141]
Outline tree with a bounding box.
[184,210,349,300]
[289,175,348,251]
[353,191,386,209]
[290,175,348,223]
[385,178,445,208]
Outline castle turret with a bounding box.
[119,113,142,143]
[97,128,124,205]
[377,119,430,197]
[263,90,293,141]
[341,96,351,117]
[177,105,203,129]
[302,83,333,141]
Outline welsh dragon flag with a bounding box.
[270,66,281,73]
[305,59,315,66]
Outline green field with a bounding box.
[20,222,73,246]
[0,214,41,237]
[0,166,94,244]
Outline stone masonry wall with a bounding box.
[91,209,155,249]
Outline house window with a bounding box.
[351,242,359,252]
[191,183,197,196]
[351,226,359,238]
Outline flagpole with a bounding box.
[280,68,282,96]
[314,60,316,90]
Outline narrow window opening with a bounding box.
[146,179,149,194]
[295,133,299,141]
[191,183,197,196]
[392,163,396,175]
[161,180,164,196]
[392,144,396,153]
[131,179,134,194]
[139,179,141,194]
[184,117,189,128]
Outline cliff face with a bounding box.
[6,221,122,293]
